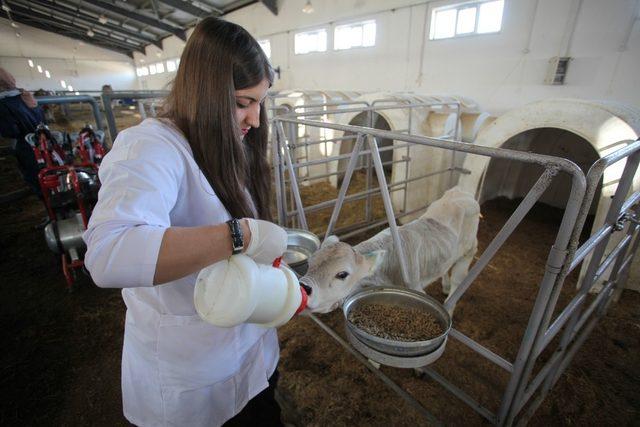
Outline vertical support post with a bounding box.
[277,121,308,230]
[367,134,412,286]
[272,120,285,226]
[365,109,374,223]
[101,94,118,142]
[403,106,412,215]
[448,103,461,189]
[137,100,147,120]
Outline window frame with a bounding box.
[258,39,272,59]
[333,19,377,51]
[294,28,328,55]
[429,0,504,41]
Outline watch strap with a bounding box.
[226,219,244,255]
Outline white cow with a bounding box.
[300,187,480,313]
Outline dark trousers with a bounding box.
[223,369,283,427]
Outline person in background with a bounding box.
[84,18,288,426]
[0,68,45,196]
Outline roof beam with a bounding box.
[6,3,145,53]
[17,0,163,48]
[260,0,277,15]
[155,0,219,17]
[82,0,187,40]
[2,12,132,57]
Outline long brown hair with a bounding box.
[162,17,273,220]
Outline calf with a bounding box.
[300,187,480,313]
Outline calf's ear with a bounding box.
[362,250,386,274]
[321,235,340,249]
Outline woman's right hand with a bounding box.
[242,219,288,264]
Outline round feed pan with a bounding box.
[343,287,452,357]
[283,229,320,276]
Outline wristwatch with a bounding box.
[226,219,244,255]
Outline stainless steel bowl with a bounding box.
[283,229,321,276]
[343,287,451,357]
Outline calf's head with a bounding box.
[300,236,384,313]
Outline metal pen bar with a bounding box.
[101,91,168,140]
[539,294,587,353]
[420,368,495,424]
[449,328,513,372]
[368,134,412,286]
[272,130,285,226]
[277,121,308,230]
[290,143,411,169]
[568,190,640,272]
[530,141,640,360]
[571,280,615,339]
[331,205,430,241]
[499,168,587,425]
[282,157,411,184]
[620,190,640,213]
[285,101,461,119]
[36,95,104,136]
[307,314,442,426]
[291,134,357,147]
[292,100,370,112]
[613,207,640,302]
[324,134,365,239]
[365,110,374,224]
[517,351,563,414]
[519,307,601,425]
[444,167,558,311]
[591,235,633,285]
[275,118,585,176]
[520,148,640,424]
[569,225,614,272]
[286,168,455,217]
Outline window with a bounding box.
[155,62,165,73]
[136,66,149,77]
[334,20,376,50]
[149,64,157,75]
[430,0,504,40]
[294,29,327,54]
[166,59,177,72]
[258,39,271,59]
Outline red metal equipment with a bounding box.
[26,123,107,288]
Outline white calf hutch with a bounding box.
[269,95,640,426]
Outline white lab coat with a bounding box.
[83,118,278,426]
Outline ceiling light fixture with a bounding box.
[28,59,34,67]
[98,14,108,24]
[37,65,43,73]
[11,21,18,28]
[15,31,21,38]
[87,29,95,37]
[1,3,10,12]
[302,0,314,14]
[61,80,66,88]
[45,70,51,78]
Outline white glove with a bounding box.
[244,218,288,265]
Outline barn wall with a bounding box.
[132,0,639,115]
[0,18,138,92]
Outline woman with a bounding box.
[0,68,45,196]
[84,18,288,426]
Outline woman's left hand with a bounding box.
[243,219,288,264]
